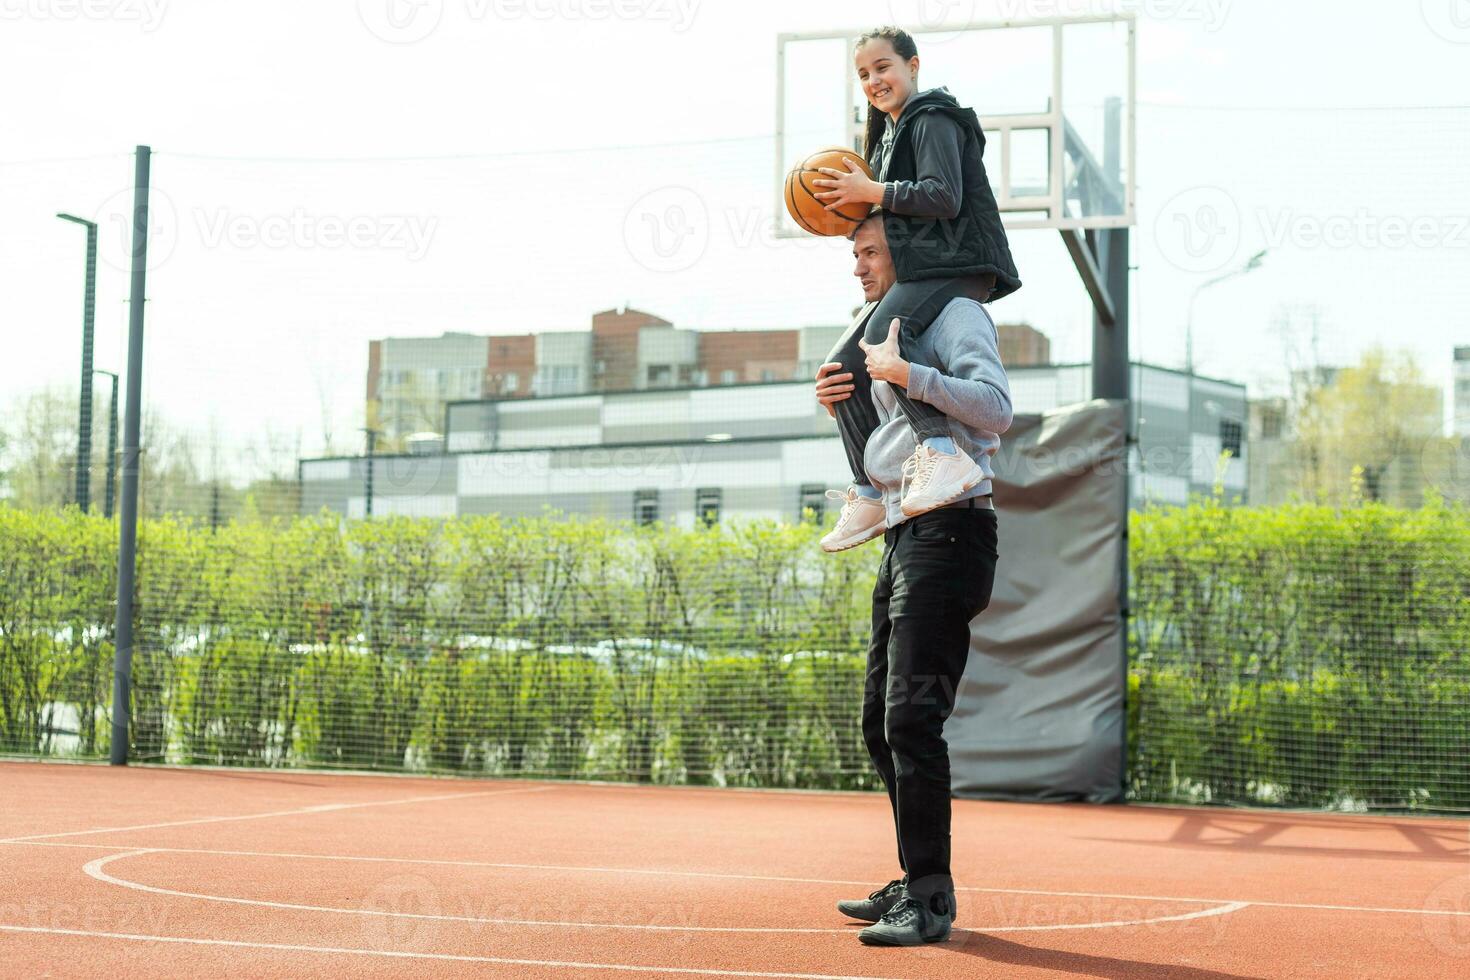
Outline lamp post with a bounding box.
[111,144,151,766]
[361,427,381,518]
[94,370,119,519]
[57,213,98,512]
[1186,249,1268,375]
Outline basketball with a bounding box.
[784,146,874,237]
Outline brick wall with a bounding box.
[486,334,536,398]
[592,307,671,391]
[997,322,1051,367]
[698,329,800,383]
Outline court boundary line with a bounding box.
[5,834,1464,922]
[0,758,890,801]
[0,924,912,980]
[7,758,1469,824]
[0,784,559,844]
[79,850,1250,935]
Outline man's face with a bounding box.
[851,218,895,303]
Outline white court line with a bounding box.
[80,850,1248,935]
[14,839,1229,901]
[0,924,911,980]
[992,903,1248,932]
[7,838,1467,920]
[0,784,559,843]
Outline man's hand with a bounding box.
[814,361,855,419]
[812,158,884,211]
[857,318,911,388]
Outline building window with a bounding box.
[695,487,721,527]
[536,364,581,396]
[504,372,518,393]
[634,488,660,526]
[798,484,827,524]
[720,369,737,385]
[647,364,672,387]
[1258,406,1283,440]
[760,369,776,382]
[1220,419,1243,459]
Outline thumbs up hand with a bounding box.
[857,318,911,388]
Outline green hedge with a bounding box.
[3,499,1468,810]
[0,508,876,789]
[1129,496,1470,811]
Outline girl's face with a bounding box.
[855,39,918,117]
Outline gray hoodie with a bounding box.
[859,296,1013,526]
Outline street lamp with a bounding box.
[360,427,382,518]
[94,370,120,519]
[57,212,99,512]
[1186,248,1268,375]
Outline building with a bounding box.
[306,363,1247,524]
[367,333,496,442]
[366,309,1052,448]
[1247,395,1292,506]
[998,322,1051,368]
[1455,346,1470,438]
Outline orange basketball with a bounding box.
[784,146,875,237]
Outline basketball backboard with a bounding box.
[775,13,1136,238]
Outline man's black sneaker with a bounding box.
[857,892,956,946]
[836,877,906,923]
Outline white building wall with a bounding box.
[347,494,457,519]
[1455,348,1470,437]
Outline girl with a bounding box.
[813,26,1020,547]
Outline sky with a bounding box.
[1,0,1467,473]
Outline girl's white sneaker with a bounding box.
[899,444,983,517]
[820,487,888,552]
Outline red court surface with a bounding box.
[1,761,1466,979]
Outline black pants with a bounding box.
[861,503,999,910]
[826,275,993,482]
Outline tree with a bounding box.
[4,387,77,509]
[372,373,449,453]
[0,419,11,503]
[1291,346,1445,506]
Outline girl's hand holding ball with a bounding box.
[812,159,885,211]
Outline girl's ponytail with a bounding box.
[855,26,919,159]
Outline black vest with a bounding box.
[873,90,1022,300]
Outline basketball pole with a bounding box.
[1091,97,1131,802]
[1064,96,1131,800]
[1092,221,1131,802]
[111,144,151,766]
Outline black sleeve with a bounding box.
[881,113,964,220]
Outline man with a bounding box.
[814,213,1010,946]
